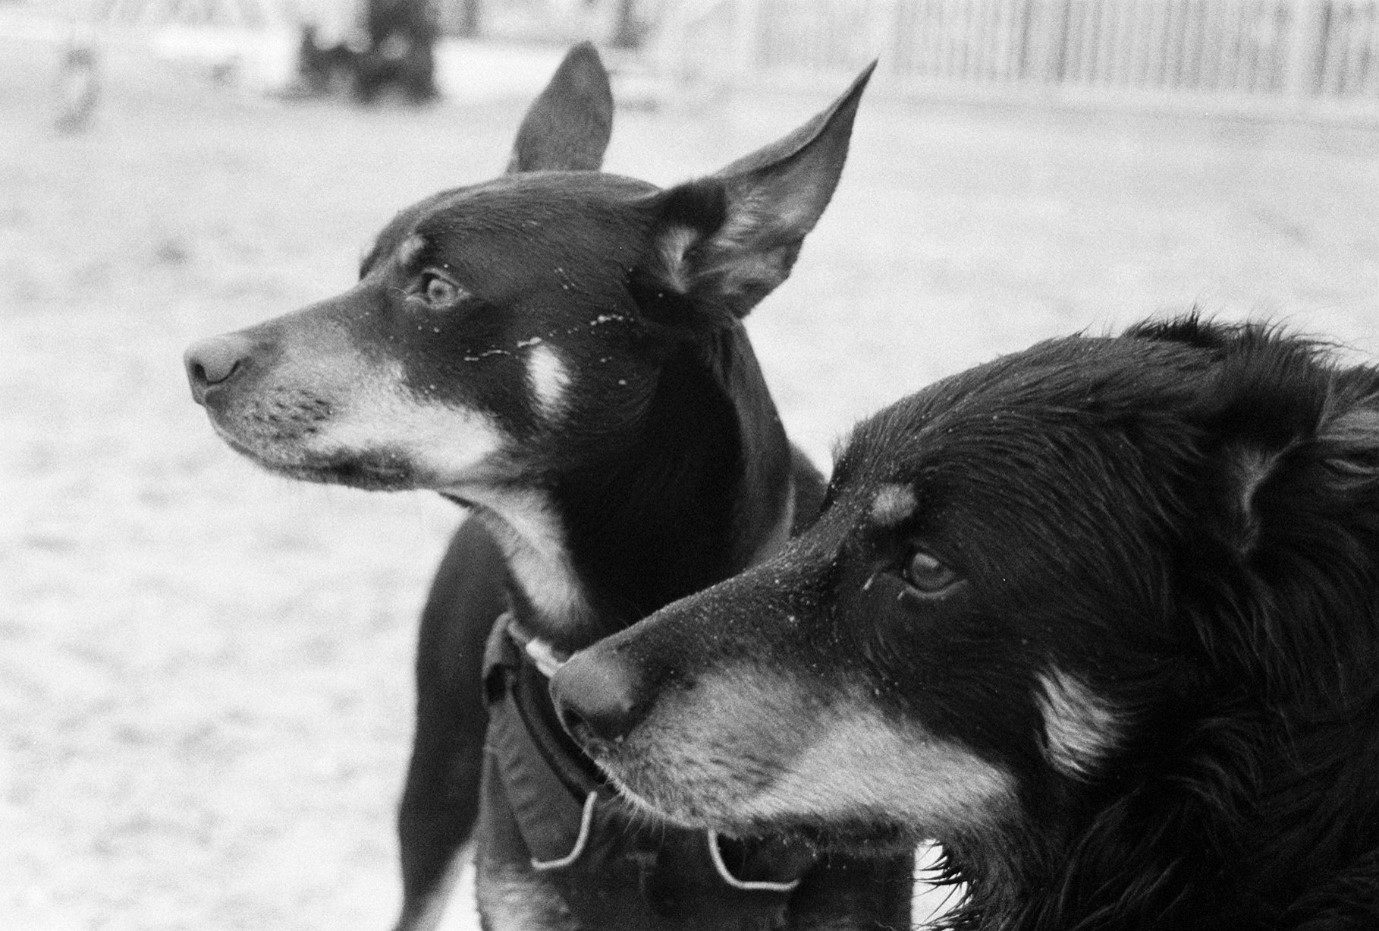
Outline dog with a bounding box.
[356,0,439,104]
[554,315,1379,929]
[184,43,913,930]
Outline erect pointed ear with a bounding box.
[643,62,875,318]
[507,42,613,174]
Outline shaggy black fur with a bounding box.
[558,315,1379,930]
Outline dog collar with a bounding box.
[482,609,816,916]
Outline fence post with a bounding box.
[1284,0,1325,97]
[1044,0,1075,85]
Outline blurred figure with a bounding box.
[295,24,358,97]
[609,0,644,48]
[355,0,439,103]
[453,0,482,37]
[290,0,438,104]
[54,35,99,134]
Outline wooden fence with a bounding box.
[656,0,1379,119]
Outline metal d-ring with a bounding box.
[530,791,598,871]
[706,831,803,892]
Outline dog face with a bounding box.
[553,318,1379,859]
[185,45,873,496]
[186,170,661,491]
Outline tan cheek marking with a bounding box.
[870,483,917,526]
[311,360,505,483]
[1036,668,1119,778]
[525,343,569,419]
[735,705,1013,833]
[618,671,1012,837]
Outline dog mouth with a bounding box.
[270,456,412,490]
[595,754,913,852]
[198,373,509,493]
[578,684,1000,856]
[198,390,419,490]
[600,762,781,835]
[579,740,720,825]
[214,428,414,491]
[585,739,783,835]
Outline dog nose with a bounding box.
[184,334,252,402]
[551,649,647,744]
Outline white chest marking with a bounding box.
[465,487,590,629]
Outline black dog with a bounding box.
[185,43,911,930]
[356,0,439,104]
[556,316,1379,929]
[294,0,438,104]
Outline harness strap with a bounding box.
[484,613,603,869]
[530,790,598,872]
[707,831,802,893]
[483,610,815,900]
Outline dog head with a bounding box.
[185,44,873,495]
[553,318,1379,895]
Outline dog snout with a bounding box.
[184,334,254,404]
[551,648,648,745]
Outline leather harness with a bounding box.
[481,610,818,927]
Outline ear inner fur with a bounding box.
[644,63,874,318]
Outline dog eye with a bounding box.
[419,272,464,307]
[903,550,959,594]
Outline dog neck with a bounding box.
[947,691,1379,930]
[464,324,793,653]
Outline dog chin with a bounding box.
[270,457,414,491]
[594,748,924,855]
[590,754,718,826]
[601,771,711,828]
[216,430,418,491]
[611,770,912,853]
[597,757,775,836]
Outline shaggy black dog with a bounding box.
[554,316,1379,929]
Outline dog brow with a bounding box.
[870,484,917,527]
[395,233,427,268]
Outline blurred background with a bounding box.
[2,0,1376,927]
